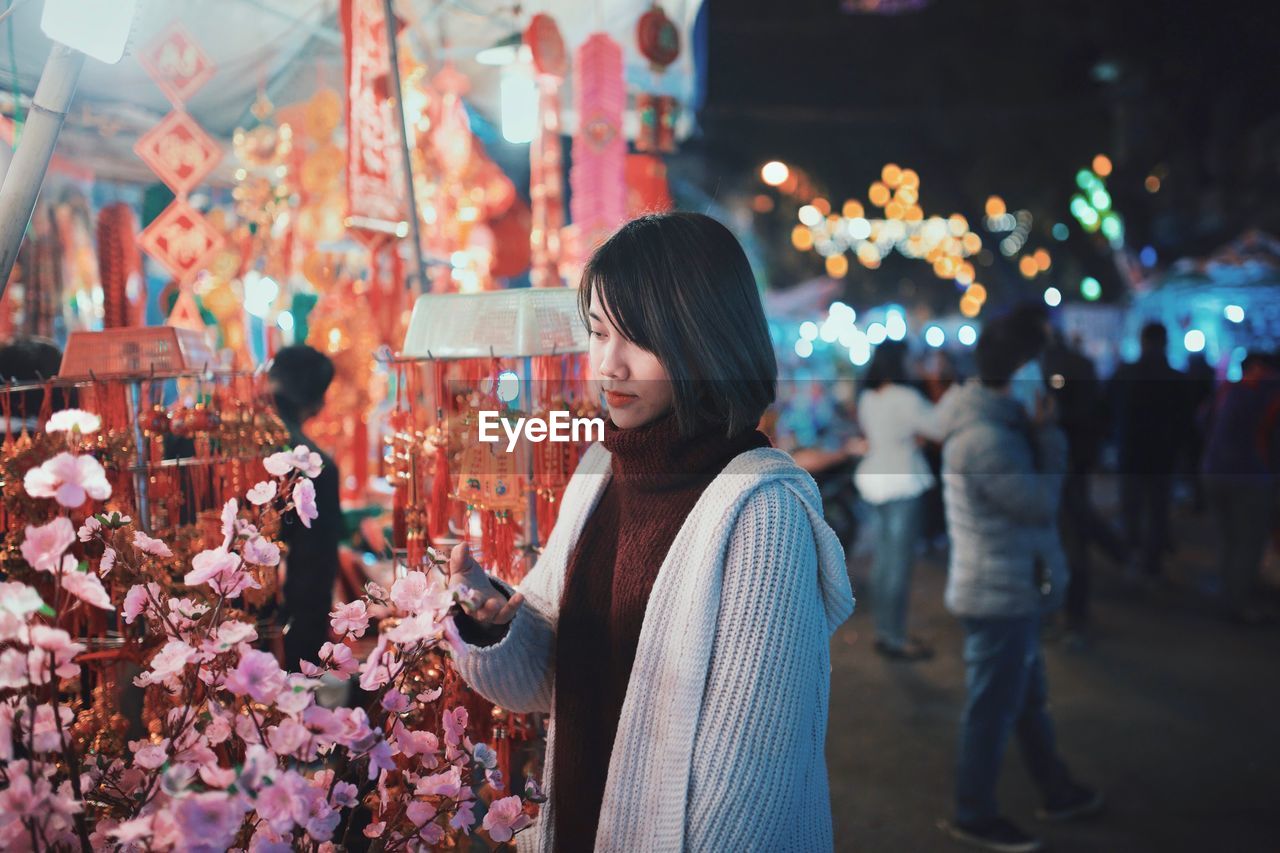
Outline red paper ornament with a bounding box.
[137,23,216,107]
[133,111,223,197]
[137,200,225,283]
[637,4,681,71]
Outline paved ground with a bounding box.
[827,481,1280,852]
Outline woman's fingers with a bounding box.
[493,593,523,625]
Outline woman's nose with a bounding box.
[596,344,628,381]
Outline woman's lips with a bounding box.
[604,391,638,408]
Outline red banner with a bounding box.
[341,0,406,230]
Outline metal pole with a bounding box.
[0,44,85,299]
[381,0,428,295]
[127,380,151,533]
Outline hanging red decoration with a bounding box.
[341,0,406,232]
[137,200,225,283]
[525,13,568,288]
[133,110,224,197]
[625,153,674,217]
[569,34,627,259]
[97,204,141,329]
[637,4,681,70]
[137,22,216,107]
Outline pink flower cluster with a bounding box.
[2,416,535,851]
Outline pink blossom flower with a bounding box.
[173,791,245,848]
[406,800,438,826]
[220,498,238,547]
[136,640,197,687]
[20,517,75,573]
[381,689,410,713]
[268,718,309,756]
[129,737,170,770]
[0,774,52,820]
[246,480,278,506]
[25,702,74,752]
[395,728,439,763]
[263,451,293,477]
[61,565,114,610]
[122,583,157,624]
[204,620,258,653]
[482,795,532,843]
[77,516,101,542]
[443,706,468,746]
[132,530,173,558]
[291,445,323,477]
[450,798,476,831]
[0,582,46,618]
[107,815,154,844]
[26,625,84,683]
[185,547,241,587]
[362,822,386,839]
[242,536,280,567]
[276,674,320,716]
[391,570,451,616]
[0,648,28,689]
[293,478,318,528]
[199,764,236,789]
[224,649,286,703]
[357,636,397,692]
[385,612,442,646]
[45,408,101,434]
[317,642,359,676]
[255,770,311,834]
[415,765,462,798]
[23,452,112,507]
[99,546,117,576]
[329,600,369,638]
[416,686,443,704]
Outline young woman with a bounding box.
[854,340,942,661]
[445,212,855,852]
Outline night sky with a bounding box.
[689,0,1280,304]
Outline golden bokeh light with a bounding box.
[985,195,1006,218]
[869,182,891,207]
[1018,256,1039,278]
[843,199,865,219]
[791,224,814,251]
[1092,154,1112,177]
[825,254,850,277]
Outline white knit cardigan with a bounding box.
[449,442,855,852]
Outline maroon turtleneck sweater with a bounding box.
[552,410,770,851]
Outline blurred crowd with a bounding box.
[788,308,1279,849]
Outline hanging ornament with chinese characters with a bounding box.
[134,22,224,287]
[635,3,680,154]
[525,14,567,288]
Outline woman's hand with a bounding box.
[446,543,523,626]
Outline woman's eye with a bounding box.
[589,329,605,340]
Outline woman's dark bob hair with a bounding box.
[577,212,777,438]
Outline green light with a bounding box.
[1081,208,1100,231]
[1100,212,1122,242]
[1070,195,1091,220]
[1075,170,1094,190]
[1091,189,1111,211]
[1081,276,1101,301]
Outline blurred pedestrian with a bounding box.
[939,317,1102,852]
[856,340,942,660]
[1201,352,1280,624]
[0,336,72,431]
[1043,328,1126,641]
[1111,322,1188,581]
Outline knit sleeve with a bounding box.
[685,482,835,852]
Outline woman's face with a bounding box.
[587,292,674,429]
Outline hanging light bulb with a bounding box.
[500,46,537,144]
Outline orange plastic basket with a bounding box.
[59,327,218,379]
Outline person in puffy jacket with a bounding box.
[938,315,1102,853]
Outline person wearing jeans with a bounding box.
[938,316,1102,852]
[856,341,943,661]
[955,615,1074,828]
